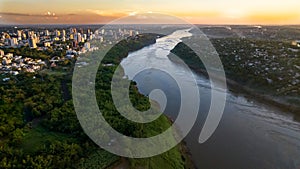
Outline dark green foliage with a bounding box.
[0,34,187,169]
[2,46,67,60]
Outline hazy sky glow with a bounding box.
[0,0,300,24]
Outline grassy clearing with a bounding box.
[21,123,74,154]
[21,123,120,168]
[77,149,120,169]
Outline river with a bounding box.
[120,29,300,169]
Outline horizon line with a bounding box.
[1,23,300,26]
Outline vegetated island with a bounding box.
[0,33,194,169]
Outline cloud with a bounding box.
[0,12,43,17]
[128,11,138,16]
[0,12,120,24]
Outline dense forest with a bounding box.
[0,34,192,168]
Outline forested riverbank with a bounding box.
[0,34,193,168]
[170,40,300,115]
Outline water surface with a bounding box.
[121,29,300,169]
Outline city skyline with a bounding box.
[0,0,300,25]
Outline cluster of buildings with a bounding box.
[1,30,40,48]
[0,26,141,78]
[0,28,98,50]
[214,38,300,95]
[0,49,46,76]
[0,27,139,51]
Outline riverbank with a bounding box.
[169,42,300,115]
[93,33,195,169]
[119,28,300,169]
[164,115,196,169]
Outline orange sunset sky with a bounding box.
[0,0,300,25]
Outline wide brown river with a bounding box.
[121,29,300,169]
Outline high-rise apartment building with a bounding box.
[28,36,37,48]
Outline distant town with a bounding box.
[0,25,140,80]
